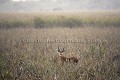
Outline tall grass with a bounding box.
[0,12,120,80]
[0,27,120,80]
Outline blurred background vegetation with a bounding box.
[0,12,120,29]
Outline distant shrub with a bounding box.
[62,18,83,28]
[0,20,28,29]
[0,20,11,28]
[0,13,120,29]
[33,17,45,28]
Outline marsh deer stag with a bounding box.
[57,47,78,64]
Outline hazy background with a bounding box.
[0,0,120,12]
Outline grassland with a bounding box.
[0,11,120,28]
[0,12,120,80]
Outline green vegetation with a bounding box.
[0,12,120,28]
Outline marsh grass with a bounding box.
[0,27,120,80]
[0,12,120,80]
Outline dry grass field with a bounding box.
[0,12,120,80]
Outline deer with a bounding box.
[57,47,78,65]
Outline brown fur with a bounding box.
[59,54,78,64]
[57,47,78,65]
[68,57,78,63]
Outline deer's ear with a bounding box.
[63,48,65,52]
[58,46,60,49]
[57,48,59,52]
